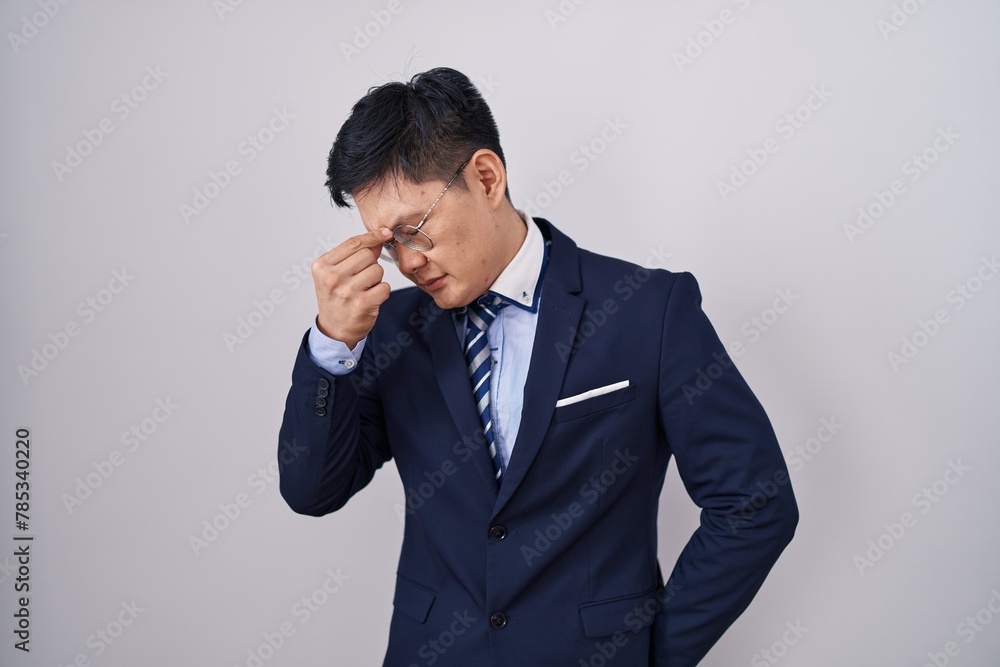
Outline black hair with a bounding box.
[325,67,509,208]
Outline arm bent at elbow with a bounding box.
[277,331,391,516]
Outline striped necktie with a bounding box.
[464,294,509,485]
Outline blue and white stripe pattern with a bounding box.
[464,294,509,485]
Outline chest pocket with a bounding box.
[554,383,634,423]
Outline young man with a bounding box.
[278,67,797,666]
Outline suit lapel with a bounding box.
[424,307,501,495]
[420,219,584,512]
[493,219,584,516]
[493,286,583,515]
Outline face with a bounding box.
[354,158,512,309]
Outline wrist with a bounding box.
[315,316,359,349]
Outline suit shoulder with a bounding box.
[575,247,695,295]
[385,284,424,307]
[373,285,442,332]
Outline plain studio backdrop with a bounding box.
[2,1,999,665]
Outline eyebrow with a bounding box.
[385,209,424,229]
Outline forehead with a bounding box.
[354,175,439,230]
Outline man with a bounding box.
[278,67,797,666]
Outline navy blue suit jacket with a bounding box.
[278,218,797,666]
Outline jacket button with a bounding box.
[315,396,327,408]
[490,612,507,629]
[317,386,329,397]
[315,407,326,416]
[489,525,506,541]
[318,378,330,390]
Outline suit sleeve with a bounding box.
[307,318,367,374]
[277,329,391,516]
[652,272,798,666]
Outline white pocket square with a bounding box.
[555,380,630,408]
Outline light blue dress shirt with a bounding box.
[307,212,547,468]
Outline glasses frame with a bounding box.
[381,158,471,264]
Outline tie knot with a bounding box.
[467,294,508,331]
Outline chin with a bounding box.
[428,287,470,310]
[430,293,459,310]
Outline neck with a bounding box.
[493,204,528,275]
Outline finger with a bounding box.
[317,228,392,267]
[351,261,385,291]
[312,235,386,286]
[323,262,385,307]
[330,242,383,277]
[341,277,391,317]
[369,280,392,305]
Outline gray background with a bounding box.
[2,1,999,665]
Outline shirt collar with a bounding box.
[484,209,546,313]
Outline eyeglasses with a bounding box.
[380,159,470,264]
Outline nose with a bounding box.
[394,243,427,275]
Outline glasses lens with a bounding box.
[380,242,398,264]
[395,225,433,251]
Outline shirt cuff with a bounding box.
[307,318,367,375]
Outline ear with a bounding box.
[468,149,507,210]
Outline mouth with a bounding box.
[420,275,446,291]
